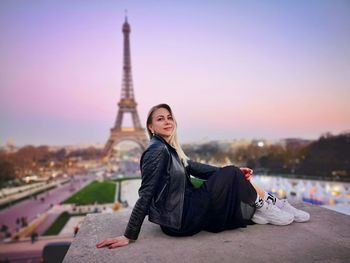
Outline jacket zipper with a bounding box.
[155,183,167,203]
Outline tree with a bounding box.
[297,132,350,177]
[0,160,16,187]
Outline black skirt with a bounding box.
[161,166,257,236]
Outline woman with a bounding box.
[96,103,310,249]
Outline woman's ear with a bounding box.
[148,124,154,133]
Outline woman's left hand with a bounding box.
[96,235,130,249]
[240,167,253,181]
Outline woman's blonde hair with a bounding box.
[146,103,188,166]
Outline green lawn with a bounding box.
[43,212,70,236]
[43,212,86,236]
[62,181,116,205]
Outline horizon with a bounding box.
[1,1,349,146]
[2,131,346,149]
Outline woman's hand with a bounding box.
[240,167,253,181]
[96,235,130,249]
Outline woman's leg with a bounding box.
[226,167,294,225]
[199,166,257,232]
[250,180,266,200]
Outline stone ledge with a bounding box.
[63,203,350,263]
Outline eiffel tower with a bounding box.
[103,16,148,157]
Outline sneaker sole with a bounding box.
[251,215,268,225]
[270,216,294,226]
[294,216,310,223]
[252,215,294,226]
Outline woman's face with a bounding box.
[148,107,175,142]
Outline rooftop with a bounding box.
[63,203,350,263]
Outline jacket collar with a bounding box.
[152,134,177,152]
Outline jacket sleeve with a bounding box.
[124,144,169,240]
[186,160,220,180]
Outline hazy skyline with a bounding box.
[1,0,349,146]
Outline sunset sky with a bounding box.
[1,0,349,146]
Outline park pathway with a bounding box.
[0,175,94,235]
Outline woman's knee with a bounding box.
[220,165,245,182]
[222,165,244,177]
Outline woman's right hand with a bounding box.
[96,235,130,249]
[240,167,253,181]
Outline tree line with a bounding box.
[0,146,103,187]
[1,132,349,187]
[184,132,350,180]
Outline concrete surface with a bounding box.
[322,204,350,216]
[63,203,350,263]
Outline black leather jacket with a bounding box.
[124,134,219,240]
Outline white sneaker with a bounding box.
[276,199,310,223]
[252,201,294,226]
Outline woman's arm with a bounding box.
[124,144,169,240]
[186,160,220,180]
[96,144,169,248]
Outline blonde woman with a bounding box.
[97,104,309,249]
